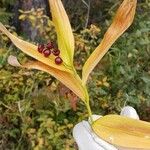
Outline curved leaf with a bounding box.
[82,0,137,84]
[49,0,74,65]
[7,55,22,67]
[0,23,71,73]
[92,115,150,149]
[8,55,86,101]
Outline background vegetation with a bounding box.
[0,0,150,149]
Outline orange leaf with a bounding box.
[7,55,86,101]
[26,61,86,100]
[82,0,137,84]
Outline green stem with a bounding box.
[84,86,93,124]
[73,70,93,123]
[85,100,93,124]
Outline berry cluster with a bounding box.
[37,42,63,65]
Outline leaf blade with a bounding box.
[92,115,150,149]
[0,23,71,72]
[82,0,137,84]
[49,0,74,65]
[10,57,85,100]
[26,61,86,100]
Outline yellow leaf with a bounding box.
[92,115,150,149]
[7,55,86,101]
[24,61,86,101]
[49,0,74,66]
[0,23,71,73]
[82,0,137,84]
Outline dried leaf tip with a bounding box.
[7,55,21,67]
[114,0,137,29]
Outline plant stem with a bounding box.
[85,100,93,124]
[84,86,93,124]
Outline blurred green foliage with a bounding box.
[0,0,16,24]
[0,0,150,149]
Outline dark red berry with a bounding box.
[55,57,63,65]
[38,44,45,53]
[43,49,51,57]
[46,42,54,49]
[52,49,60,56]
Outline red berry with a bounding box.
[46,42,54,49]
[52,49,60,56]
[43,49,51,57]
[55,57,63,65]
[38,44,45,53]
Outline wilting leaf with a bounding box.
[92,115,150,149]
[8,56,86,101]
[7,55,22,67]
[82,0,137,84]
[0,23,71,72]
[25,61,86,100]
[49,0,74,66]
